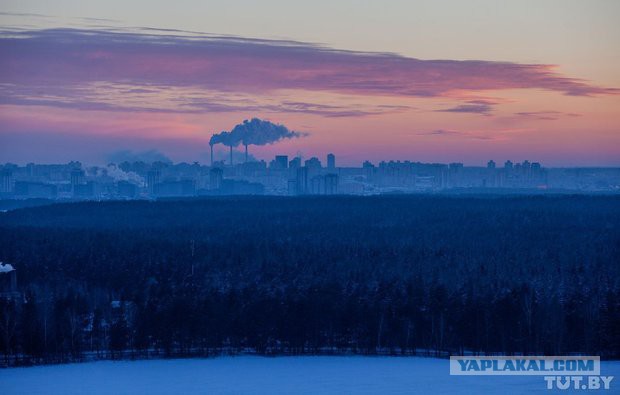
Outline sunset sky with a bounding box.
[1,1,619,166]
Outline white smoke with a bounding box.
[103,164,144,185]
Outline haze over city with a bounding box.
[1,0,619,166]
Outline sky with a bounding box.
[0,0,619,166]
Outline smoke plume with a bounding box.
[107,149,172,164]
[209,118,305,147]
[209,131,235,147]
[102,164,145,185]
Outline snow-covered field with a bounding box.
[1,356,618,395]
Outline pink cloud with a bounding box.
[0,27,617,116]
[514,111,582,121]
[435,100,496,115]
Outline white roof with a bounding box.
[0,262,15,273]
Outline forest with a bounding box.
[0,195,619,366]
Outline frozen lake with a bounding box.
[1,356,618,394]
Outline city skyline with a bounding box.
[1,1,620,166]
[4,152,619,201]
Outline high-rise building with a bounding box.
[296,167,308,195]
[362,160,374,169]
[289,157,301,170]
[449,163,463,172]
[70,168,84,188]
[324,173,339,195]
[362,160,375,179]
[487,160,496,169]
[327,153,335,170]
[504,160,513,170]
[531,162,543,180]
[70,168,85,197]
[26,163,35,177]
[304,157,322,170]
[448,163,464,188]
[146,169,161,195]
[273,155,288,170]
[209,167,224,190]
[310,175,324,195]
[287,179,297,196]
[0,169,13,193]
[522,160,531,177]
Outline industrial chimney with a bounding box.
[210,143,214,167]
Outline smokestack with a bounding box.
[230,146,233,166]
[245,144,248,163]
[210,143,214,167]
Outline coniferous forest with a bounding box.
[0,195,619,366]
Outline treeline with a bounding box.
[0,195,619,366]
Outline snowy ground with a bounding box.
[0,356,618,395]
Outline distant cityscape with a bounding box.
[1,153,620,200]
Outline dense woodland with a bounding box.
[0,195,619,366]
